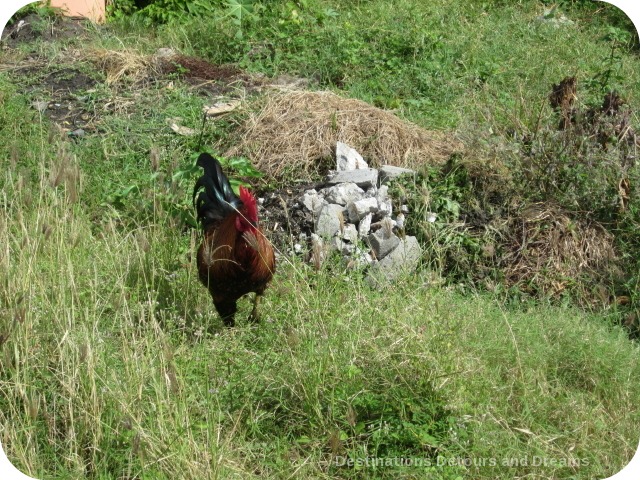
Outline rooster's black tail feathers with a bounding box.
[193,153,242,229]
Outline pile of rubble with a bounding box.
[295,142,423,286]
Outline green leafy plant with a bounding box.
[103,154,261,228]
[223,0,258,38]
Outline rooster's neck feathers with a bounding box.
[239,186,258,224]
[193,153,246,230]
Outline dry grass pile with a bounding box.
[87,48,158,86]
[224,90,463,180]
[501,202,619,301]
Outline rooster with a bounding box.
[193,153,275,326]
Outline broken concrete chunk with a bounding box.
[379,165,417,184]
[358,213,373,237]
[366,236,423,287]
[341,223,359,244]
[336,142,368,171]
[331,236,356,255]
[300,190,326,215]
[364,185,377,198]
[347,197,378,222]
[368,230,401,260]
[345,251,374,269]
[323,182,365,206]
[375,184,389,203]
[377,200,393,218]
[315,203,345,238]
[370,217,397,235]
[327,168,379,189]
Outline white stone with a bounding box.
[341,223,359,243]
[375,185,389,203]
[378,200,393,217]
[366,236,423,286]
[322,183,365,206]
[379,165,417,184]
[358,213,373,237]
[331,236,356,255]
[336,142,368,171]
[347,197,378,223]
[327,169,378,189]
[315,203,345,238]
[301,190,326,215]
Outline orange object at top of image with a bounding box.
[49,0,105,23]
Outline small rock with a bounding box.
[375,185,389,203]
[368,230,401,260]
[315,203,345,238]
[331,236,356,255]
[31,100,48,113]
[203,100,241,117]
[370,218,397,234]
[167,117,196,136]
[358,213,373,237]
[323,183,365,205]
[379,165,417,184]
[400,204,409,214]
[341,223,359,243]
[345,251,374,269]
[327,168,379,189]
[377,200,393,218]
[294,243,303,254]
[347,197,378,222]
[336,142,368,171]
[300,190,325,215]
[394,213,405,230]
[68,128,85,138]
[358,252,374,266]
[366,236,423,287]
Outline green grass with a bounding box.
[138,0,640,130]
[2,1,640,479]
[1,154,639,478]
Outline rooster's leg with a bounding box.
[214,299,237,327]
[248,293,262,323]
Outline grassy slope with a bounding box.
[1,1,640,479]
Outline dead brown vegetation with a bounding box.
[501,202,619,304]
[224,90,463,180]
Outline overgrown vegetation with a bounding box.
[1,0,639,478]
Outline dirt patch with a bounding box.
[224,90,464,181]
[13,65,101,130]
[162,54,263,96]
[88,48,263,95]
[36,96,97,130]
[44,68,97,93]
[1,14,90,47]
[256,182,323,251]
